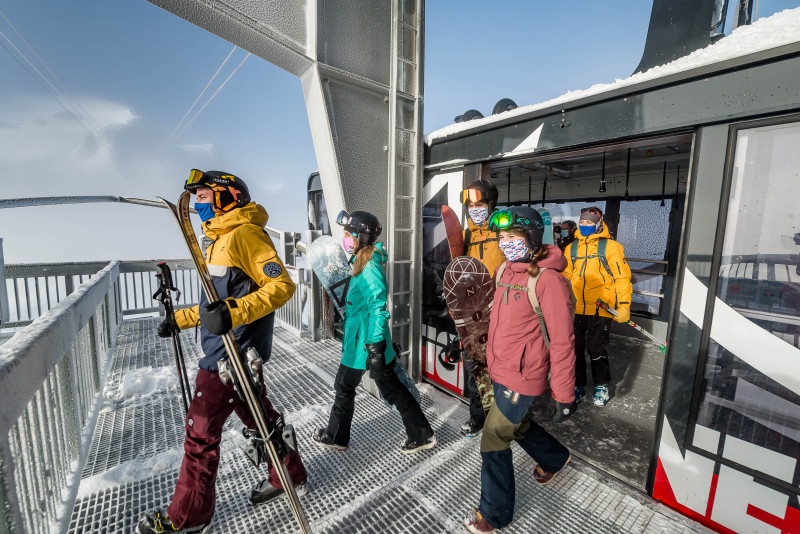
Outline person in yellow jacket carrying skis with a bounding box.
[458,180,506,437]
[562,206,632,407]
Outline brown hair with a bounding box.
[352,244,377,277]
[505,228,548,277]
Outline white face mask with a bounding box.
[468,206,490,226]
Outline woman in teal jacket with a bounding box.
[312,210,436,454]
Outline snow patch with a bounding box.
[425,7,800,145]
[118,366,178,398]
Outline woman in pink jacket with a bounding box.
[464,206,577,534]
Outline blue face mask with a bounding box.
[579,224,597,237]
[194,202,216,222]
[561,229,570,237]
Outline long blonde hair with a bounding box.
[506,228,548,277]
[352,244,377,277]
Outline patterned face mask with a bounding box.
[468,206,490,226]
[498,237,529,262]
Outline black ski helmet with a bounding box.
[185,169,251,214]
[489,206,545,254]
[460,179,499,211]
[336,210,382,248]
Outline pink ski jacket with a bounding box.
[486,245,576,402]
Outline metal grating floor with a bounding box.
[68,318,711,534]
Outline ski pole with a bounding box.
[154,263,193,414]
[596,299,667,353]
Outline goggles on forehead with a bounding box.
[186,169,206,187]
[336,210,352,227]
[488,209,531,232]
[460,188,489,204]
[580,207,603,218]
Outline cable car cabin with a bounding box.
[421,29,800,534]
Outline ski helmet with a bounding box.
[185,169,251,214]
[488,206,545,254]
[460,180,498,211]
[336,210,382,248]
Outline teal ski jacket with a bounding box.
[340,242,397,370]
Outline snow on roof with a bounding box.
[425,7,800,146]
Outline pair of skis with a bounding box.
[596,299,667,354]
[160,192,312,534]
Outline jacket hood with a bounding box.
[202,202,268,240]
[506,244,567,273]
[576,222,611,243]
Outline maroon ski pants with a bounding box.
[167,368,307,528]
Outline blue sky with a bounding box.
[0,0,797,263]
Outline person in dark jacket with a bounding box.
[464,206,576,534]
[137,170,307,534]
[556,220,577,251]
[312,210,436,453]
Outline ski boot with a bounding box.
[592,384,609,407]
[249,479,308,505]
[135,508,209,534]
[574,386,586,403]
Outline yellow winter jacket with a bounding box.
[464,218,506,277]
[562,224,632,318]
[174,202,295,331]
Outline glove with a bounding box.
[157,316,178,338]
[613,306,631,324]
[365,340,387,380]
[201,300,234,335]
[551,398,577,423]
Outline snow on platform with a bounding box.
[68,318,709,534]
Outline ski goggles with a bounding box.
[185,169,207,189]
[460,188,490,204]
[336,210,353,227]
[488,209,532,232]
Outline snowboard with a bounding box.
[443,256,495,408]
[307,235,351,316]
[306,235,421,409]
[538,207,554,245]
[441,205,464,259]
[159,193,311,534]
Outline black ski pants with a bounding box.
[573,314,613,388]
[325,360,433,447]
[463,356,487,428]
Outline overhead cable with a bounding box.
[170,52,251,144]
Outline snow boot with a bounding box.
[464,508,497,533]
[311,428,348,451]
[460,420,483,438]
[533,453,571,486]
[401,433,437,454]
[592,384,609,407]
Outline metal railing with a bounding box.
[275,266,306,337]
[0,262,122,534]
[2,260,200,328]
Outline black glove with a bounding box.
[157,316,178,338]
[365,340,387,380]
[551,398,577,423]
[201,300,233,335]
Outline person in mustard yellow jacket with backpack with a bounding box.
[562,206,632,407]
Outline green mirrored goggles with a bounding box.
[488,209,531,232]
